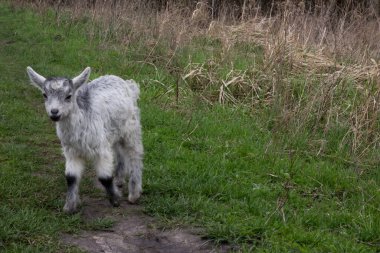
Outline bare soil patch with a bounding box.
[61,197,230,253]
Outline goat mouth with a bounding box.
[50,115,61,122]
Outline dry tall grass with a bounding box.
[12,0,380,162]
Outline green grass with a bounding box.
[0,3,379,252]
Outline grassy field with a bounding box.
[0,2,380,252]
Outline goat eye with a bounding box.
[43,94,47,99]
[65,95,72,101]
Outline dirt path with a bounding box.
[61,197,230,253]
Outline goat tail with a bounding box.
[126,79,140,101]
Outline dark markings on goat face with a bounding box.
[44,77,73,100]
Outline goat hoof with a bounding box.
[111,200,120,207]
[63,205,79,214]
[110,197,120,207]
[128,193,140,204]
[115,179,125,190]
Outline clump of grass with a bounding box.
[85,217,116,231]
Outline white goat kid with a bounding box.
[26,67,143,214]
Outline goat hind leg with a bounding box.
[114,144,127,190]
[122,140,143,204]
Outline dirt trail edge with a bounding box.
[61,197,231,253]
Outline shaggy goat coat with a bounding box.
[59,76,142,162]
[26,67,143,213]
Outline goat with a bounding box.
[26,67,143,214]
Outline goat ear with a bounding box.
[72,67,91,89]
[26,66,46,91]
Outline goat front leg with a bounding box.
[63,155,85,214]
[95,150,121,207]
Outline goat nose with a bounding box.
[51,109,59,115]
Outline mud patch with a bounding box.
[61,198,230,253]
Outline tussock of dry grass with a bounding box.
[183,62,264,105]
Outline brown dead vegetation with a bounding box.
[12,0,380,160]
